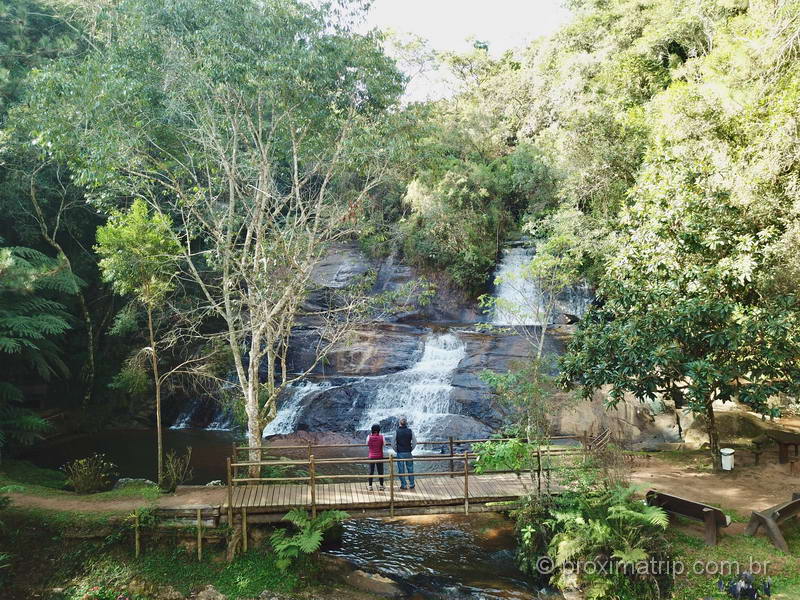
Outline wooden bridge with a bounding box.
[220,433,609,539]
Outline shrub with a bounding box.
[63,454,117,494]
[514,465,671,600]
[270,509,348,571]
[159,447,192,493]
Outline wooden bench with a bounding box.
[744,493,800,552]
[645,490,730,545]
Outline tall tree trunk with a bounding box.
[29,181,96,407]
[246,380,263,478]
[147,306,163,486]
[705,399,722,472]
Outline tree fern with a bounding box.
[269,510,348,570]
[0,243,75,456]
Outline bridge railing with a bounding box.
[225,439,589,527]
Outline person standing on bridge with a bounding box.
[366,423,385,491]
[395,417,416,490]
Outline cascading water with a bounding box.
[357,333,466,440]
[170,398,236,431]
[264,381,333,436]
[491,244,593,326]
[264,333,470,442]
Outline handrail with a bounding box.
[225,435,595,523]
[230,449,584,468]
[234,434,583,453]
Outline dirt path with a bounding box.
[8,456,797,519]
[8,486,226,514]
[631,453,800,515]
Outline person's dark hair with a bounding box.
[399,418,407,427]
[371,424,380,434]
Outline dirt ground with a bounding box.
[8,485,227,514]
[630,450,800,515]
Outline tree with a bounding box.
[0,241,75,459]
[559,116,800,469]
[17,0,404,463]
[95,199,180,485]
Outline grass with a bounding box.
[668,520,800,599]
[0,506,304,600]
[0,460,161,503]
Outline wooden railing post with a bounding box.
[389,455,395,517]
[196,508,203,561]
[536,449,542,494]
[242,507,248,552]
[306,442,312,463]
[309,454,317,519]
[226,457,233,527]
[463,450,469,515]
[134,512,141,558]
[449,436,455,478]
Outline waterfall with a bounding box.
[491,244,593,326]
[357,333,466,440]
[264,381,333,436]
[170,398,236,431]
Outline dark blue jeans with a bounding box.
[397,452,414,487]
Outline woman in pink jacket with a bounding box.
[366,424,385,491]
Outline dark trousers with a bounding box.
[368,460,384,486]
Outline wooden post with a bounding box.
[134,512,141,558]
[389,455,395,517]
[779,443,789,464]
[702,508,718,545]
[196,508,203,561]
[449,437,455,479]
[231,442,237,474]
[463,450,469,515]
[537,449,542,494]
[307,442,312,463]
[309,454,317,519]
[226,457,233,528]
[242,507,248,552]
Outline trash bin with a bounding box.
[721,448,735,471]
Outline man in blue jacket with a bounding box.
[394,417,416,490]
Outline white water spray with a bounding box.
[491,245,592,326]
[264,381,333,436]
[357,333,466,440]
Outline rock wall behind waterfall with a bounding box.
[175,240,680,448]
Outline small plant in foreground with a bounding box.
[270,509,348,571]
[63,454,117,494]
[159,447,192,493]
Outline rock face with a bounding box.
[179,241,677,447]
[286,323,425,377]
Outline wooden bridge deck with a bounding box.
[222,472,543,521]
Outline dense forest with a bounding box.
[4,0,800,465]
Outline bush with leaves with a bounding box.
[63,454,117,494]
[515,464,670,600]
[159,447,192,493]
[270,509,348,571]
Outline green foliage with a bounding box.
[0,0,81,116]
[270,509,348,571]
[159,447,192,494]
[0,243,77,451]
[515,468,670,600]
[473,438,530,473]
[95,199,180,309]
[63,454,117,494]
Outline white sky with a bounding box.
[361,0,572,101]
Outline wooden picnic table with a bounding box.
[765,430,800,464]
